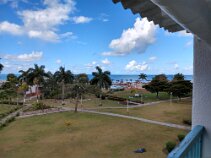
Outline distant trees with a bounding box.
[0,58,3,73]
[168,74,192,100]
[173,73,184,81]
[143,74,168,98]
[143,73,192,99]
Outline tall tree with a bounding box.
[139,73,147,81]
[0,58,3,73]
[76,73,89,84]
[27,64,49,102]
[54,66,74,103]
[143,74,168,98]
[167,73,192,100]
[90,66,112,90]
[18,70,29,83]
[173,73,185,81]
[1,73,19,104]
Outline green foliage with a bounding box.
[143,74,168,98]
[27,64,49,85]
[173,73,185,81]
[166,141,176,153]
[76,73,89,84]
[54,66,74,84]
[0,58,3,73]
[139,73,147,81]
[90,66,112,90]
[32,102,50,110]
[178,134,186,142]
[169,80,192,99]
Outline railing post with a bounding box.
[167,125,204,158]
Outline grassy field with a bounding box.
[32,97,125,109]
[111,90,177,103]
[99,98,192,126]
[0,104,19,115]
[0,112,187,158]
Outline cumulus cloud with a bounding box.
[125,60,149,71]
[72,16,92,24]
[0,0,75,42]
[165,30,193,37]
[101,58,111,65]
[0,21,23,35]
[102,17,157,56]
[3,51,43,62]
[56,59,61,64]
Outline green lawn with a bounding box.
[0,112,187,158]
[36,98,125,109]
[99,98,192,126]
[111,90,177,103]
[0,104,19,116]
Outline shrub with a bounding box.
[166,141,176,153]
[33,102,50,110]
[183,119,192,125]
[178,134,186,142]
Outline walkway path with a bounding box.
[18,106,191,131]
[0,104,31,124]
[85,97,191,110]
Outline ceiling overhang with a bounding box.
[113,0,211,45]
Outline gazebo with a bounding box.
[112,0,211,158]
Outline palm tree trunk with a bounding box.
[36,85,39,103]
[62,81,65,104]
[75,93,79,112]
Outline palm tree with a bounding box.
[0,58,3,73]
[71,84,86,112]
[139,73,147,82]
[18,70,29,83]
[54,66,74,103]
[27,64,49,102]
[90,66,112,90]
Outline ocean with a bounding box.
[0,74,193,82]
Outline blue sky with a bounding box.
[0,0,193,75]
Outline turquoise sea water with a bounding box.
[0,74,193,82]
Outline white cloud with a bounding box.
[102,17,157,56]
[3,51,43,62]
[125,60,149,71]
[174,63,179,69]
[0,21,23,35]
[0,0,75,42]
[102,58,111,65]
[56,59,61,64]
[85,61,97,68]
[0,0,28,8]
[149,56,157,61]
[185,40,193,47]
[72,16,93,24]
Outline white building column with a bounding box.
[193,36,211,158]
